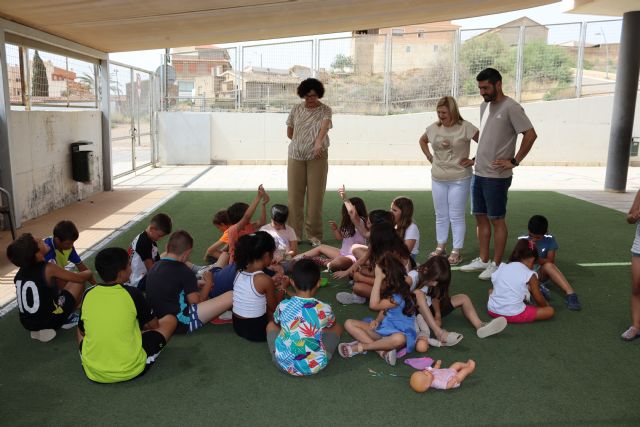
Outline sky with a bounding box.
[109,0,620,72]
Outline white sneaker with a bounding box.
[477,317,508,338]
[459,257,490,272]
[336,292,366,305]
[30,329,56,342]
[478,262,498,280]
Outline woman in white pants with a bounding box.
[419,96,479,265]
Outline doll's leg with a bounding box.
[450,359,476,385]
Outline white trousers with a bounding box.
[431,177,471,249]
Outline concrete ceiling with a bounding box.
[568,0,640,16]
[0,0,557,53]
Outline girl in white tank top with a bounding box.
[232,231,281,342]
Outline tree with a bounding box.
[331,54,354,72]
[31,50,49,97]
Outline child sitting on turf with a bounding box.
[145,230,234,334]
[7,233,92,342]
[391,196,420,261]
[232,231,284,342]
[339,254,417,366]
[260,204,299,271]
[127,213,172,289]
[487,239,554,323]
[225,185,269,265]
[335,221,413,305]
[410,359,476,392]
[44,220,96,285]
[78,247,177,383]
[267,259,343,376]
[296,186,368,272]
[519,215,581,311]
[203,210,232,263]
[414,256,506,348]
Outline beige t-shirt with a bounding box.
[286,102,333,161]
[475,97,533,179]
[424,120,478,181]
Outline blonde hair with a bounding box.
[436,96,463,126]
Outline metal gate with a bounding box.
[109,61,155,178]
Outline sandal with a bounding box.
[621,326,640,341]
[429,247,447,258]
[438,330,463,347]
[383,349,397,366]
[338,341,363,358]
[447,250,463,266]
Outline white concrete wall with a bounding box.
[158,112,211,165]
[9,110,103,222]
[157,94,640,166]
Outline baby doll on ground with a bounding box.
[410,359,476,392]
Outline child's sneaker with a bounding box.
[30,329,57,342]
[478,262,498,280]
[211,310,233,325]
[477,317,507,338]
[538,282,551,301]
[460,257,490,272]
[336,292,366,305]
[565,293,582,311]
[61,312,80,329]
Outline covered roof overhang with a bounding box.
[0,0,556,53]
[567,0,640,17]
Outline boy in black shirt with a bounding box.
[127,213,172,289]
[7,233,92,342]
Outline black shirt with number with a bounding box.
[14,261,64,331]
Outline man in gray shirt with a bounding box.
[460,68,537,279]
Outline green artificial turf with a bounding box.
[0,191,637,426]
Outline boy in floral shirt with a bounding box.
[267,259,343,376]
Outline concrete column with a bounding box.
[605,11,640,192]
[99,58,112,191]
[0,30,20,227]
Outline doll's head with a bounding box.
[410,369,434,393]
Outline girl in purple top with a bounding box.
[295,187,368,272]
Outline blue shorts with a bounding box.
[209,263,238,298]
[471,175,512,219]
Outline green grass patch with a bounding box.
[0,191,637,425]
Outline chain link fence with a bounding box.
[158,19,625,115]
[5,43,97,109]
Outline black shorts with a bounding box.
[232,313,268,342]
[26,289,77,331]
[429,298,455,318]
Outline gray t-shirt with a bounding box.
[475,97,533,179]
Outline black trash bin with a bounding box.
[70,141,93,182]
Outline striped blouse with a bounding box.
[286,102,332,161]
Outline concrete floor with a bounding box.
[1,165,637,309]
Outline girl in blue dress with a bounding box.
[339,254,417,366]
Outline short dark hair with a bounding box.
[296,78,325,98]
[368,209,393,226]
[53,220,79,242]
[292,259,321,291]
[270,204,289,225]
[235,231,276,270]
[95,247,129,282]
[150,213,172,234]
[528,215,549,235]
[227,202,249,224]
[476,68,502,84]
[7,233,39,268]
[213,209,230,226]
[167,230,193,255]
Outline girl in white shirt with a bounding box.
[391,196,420,260]
[487,239,554,323]
[232,232,284,342]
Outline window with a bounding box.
[391,28,404,36]
[433,45,439,52]
[406,46,411,53]
[417,30,426,39]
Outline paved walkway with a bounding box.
[1,165,637,310]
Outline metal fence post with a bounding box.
[452,29,461,98]
[383,33,391,115]
[23,47,31,110]
[238,45,244,111]
[576,22,587,98]
[313,38,320,78]
[515,26,525,102]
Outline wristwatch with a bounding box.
[510,157,519,167]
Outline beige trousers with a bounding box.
[287,156,328,241]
